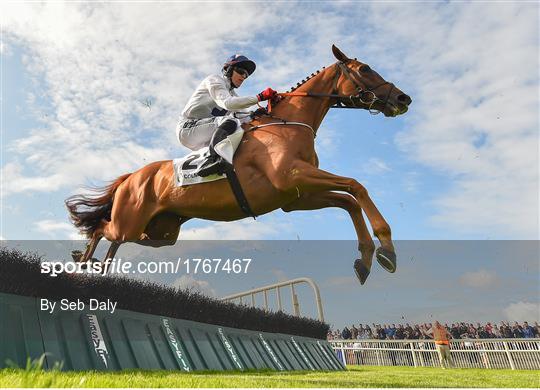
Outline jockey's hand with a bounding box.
[257,87,278,102]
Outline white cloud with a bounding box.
[324,275,357,289]
[181,219,286,240]
[34,219,84,240]
[0,40,11,56]
[315,124,340,160]
[402,171,419,193]
[0,2,279,196]
[171,274,216,297]
[2,162,67,195]
[503,301,540,322]
[362,157,391,174]
[459,269,498,288]
[271,268,289,282]
[364,3,539,238]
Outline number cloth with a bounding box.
[173,129,245,187]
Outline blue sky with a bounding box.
[1,2,538,326]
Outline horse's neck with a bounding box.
[272,64,337,132]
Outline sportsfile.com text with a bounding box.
[40,258,252,277]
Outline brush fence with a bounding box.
[0,292,343,371]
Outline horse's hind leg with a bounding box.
[71,230,103,264]
[99,193,156,273]
[99,215,190,274]
[274,161,396,273]
[101,241,121,274]
[140,213,190,247]
[103,185,158,242]
[282,191,375,285]
[82,231,103,261]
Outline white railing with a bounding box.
[220,277,325,322]
[329,339,540,370]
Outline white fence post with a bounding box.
[418,343,425,367]
[291,284,300,316]
[340,346,347,366]
[410,342,418,367]
[503,341,516,370]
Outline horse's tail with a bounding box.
[65,173,131,238]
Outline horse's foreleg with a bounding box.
[274,162,395,272]
[282,191,375,284]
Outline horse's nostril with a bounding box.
[397,94,412,105]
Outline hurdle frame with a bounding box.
[220,277,325,322]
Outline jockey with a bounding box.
[176,54,278,176]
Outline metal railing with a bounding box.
[220,277,325,322]
[329,339,540,370]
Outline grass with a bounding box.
[0,365,538,388]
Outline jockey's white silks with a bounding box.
[176,73,258,150]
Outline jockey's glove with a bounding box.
[257,88,278,101]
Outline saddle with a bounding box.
[173,127,255,218]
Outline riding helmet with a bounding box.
[223,54,256,75]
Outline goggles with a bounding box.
[233,67,250,78]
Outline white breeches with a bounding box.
[176,113,250,151]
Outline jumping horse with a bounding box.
[66,45,412,284]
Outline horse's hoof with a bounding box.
[353,259,371,285]
[376,247,396,273]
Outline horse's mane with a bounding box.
[286,58,358,93]
[286,66,327,93]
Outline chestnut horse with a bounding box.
[66,45,411,284]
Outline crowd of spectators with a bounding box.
[328,321,539,340]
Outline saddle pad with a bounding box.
[173,147,226,187]
[173,129,245,187]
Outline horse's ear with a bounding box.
[332,44,350,63]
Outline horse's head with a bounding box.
[331,45,411,117]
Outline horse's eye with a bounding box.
[360,65,371,73]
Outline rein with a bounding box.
[270,62,393,115]
[251,61,393,139]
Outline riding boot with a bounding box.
[198,119,236,177]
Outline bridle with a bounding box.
[273,61,395,115]
[251,61,395,138]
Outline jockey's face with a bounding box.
[231,67,248,88]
